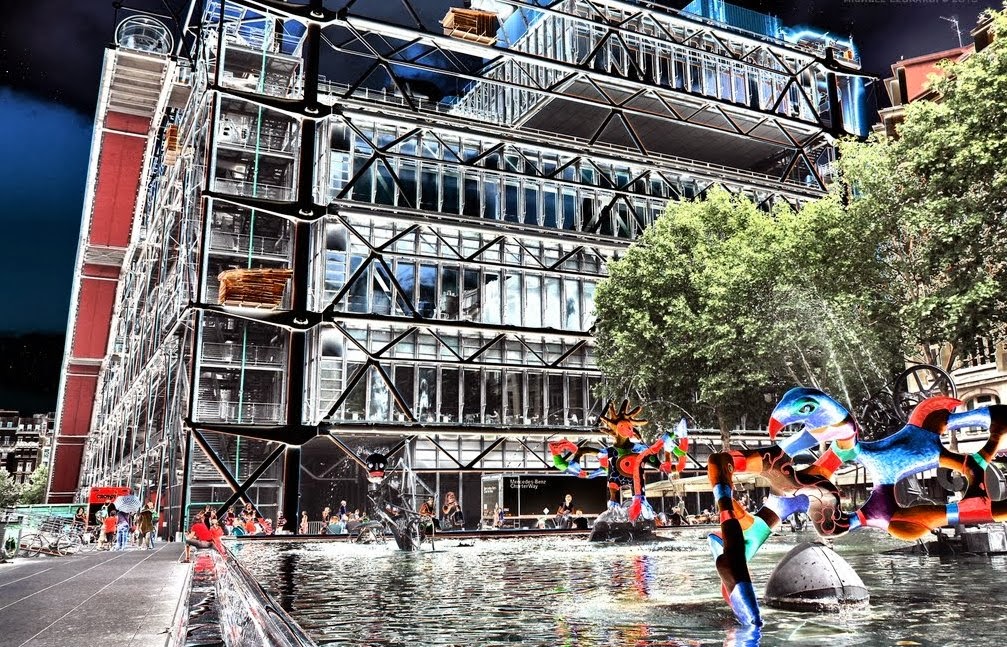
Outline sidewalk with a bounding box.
[0,543,188,647]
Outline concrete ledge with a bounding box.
[173,546,315,647]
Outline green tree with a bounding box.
[19,466,48,506]
[838,8,1007,368]
[0,471,20,509]
[596,189,785,448]
[594,188,900,448]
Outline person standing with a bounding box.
[299,511,309,534]
[115,509,131,551]
[101,511,117,550]
[136,504,155,550]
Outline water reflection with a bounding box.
[232,529,1007,646]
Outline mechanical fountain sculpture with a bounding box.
[548,400,688,538]
[709,387,1007,626]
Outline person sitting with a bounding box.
[326,516,347,535]
[209,517,224,541]
[183,512,215,562]
[441,492,464,529]
[555,494,574,529]
[418,497,439,533]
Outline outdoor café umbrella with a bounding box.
[114,494,142,514]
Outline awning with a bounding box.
[644,473,770,496]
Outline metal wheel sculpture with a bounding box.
[893,364,957,422]
[859,364,956,440]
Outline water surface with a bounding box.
[233,529,1007,646]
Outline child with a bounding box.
[102,512,117,550]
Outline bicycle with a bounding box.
[17,530,82,557]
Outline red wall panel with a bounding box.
[88,132,144,248]
[69,276,118,359]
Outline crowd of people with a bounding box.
[84,503,157,551]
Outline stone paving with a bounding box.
[0,543,188,647]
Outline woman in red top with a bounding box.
[183,512,214,562]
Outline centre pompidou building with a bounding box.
[50,0,866,531]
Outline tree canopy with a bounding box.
[18,466,48,506]
[594,188,900,447]
[839,8,1007,369]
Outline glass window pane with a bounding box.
[367,370,390,421]
[543,188,558,228]
[395,261,416,315]
[524,186,539,226]
[527,373,544,425]
[439,368,459,422]
[505,372,524,424]
[398,160,417,208]
[504,181,519,222]
[484,177,499,219]
[525,275,542,328]
[372,264,393,315]
[564,279,581,329]
[544,277,561,328]
[443,169,460,214]
[463,268,481,321]
[568,374,585,425]
[583,281,596,328]
[562,190,577,230]
[418,264,437,318]
[350,156,373,202]
[463,369,482,423]
[374,160,395,205]
[417,367,436,422]
[504,273,521,326]
[486,370,502,423]
[344,362,366,419]
[420,166,439,211]
[393,365,415,421]
[463,175,479,218]
[441,266,459,318]
[348,255,367,313]
[483,272,501,325]
[546,373,564,424]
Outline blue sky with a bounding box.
[0,89,90,332]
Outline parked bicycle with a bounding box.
[16,516,94,557]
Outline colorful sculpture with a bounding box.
[709,386,1007,626]
[548,400,689,521]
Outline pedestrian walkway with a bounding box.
[0,544,188,647]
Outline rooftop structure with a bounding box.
[50,0,866,528]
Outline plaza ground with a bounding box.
[0,544,187,647]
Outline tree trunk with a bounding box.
[717,412,731,451]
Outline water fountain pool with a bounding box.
[231,529,1007,646]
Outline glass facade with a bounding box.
[72,0,848,524]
